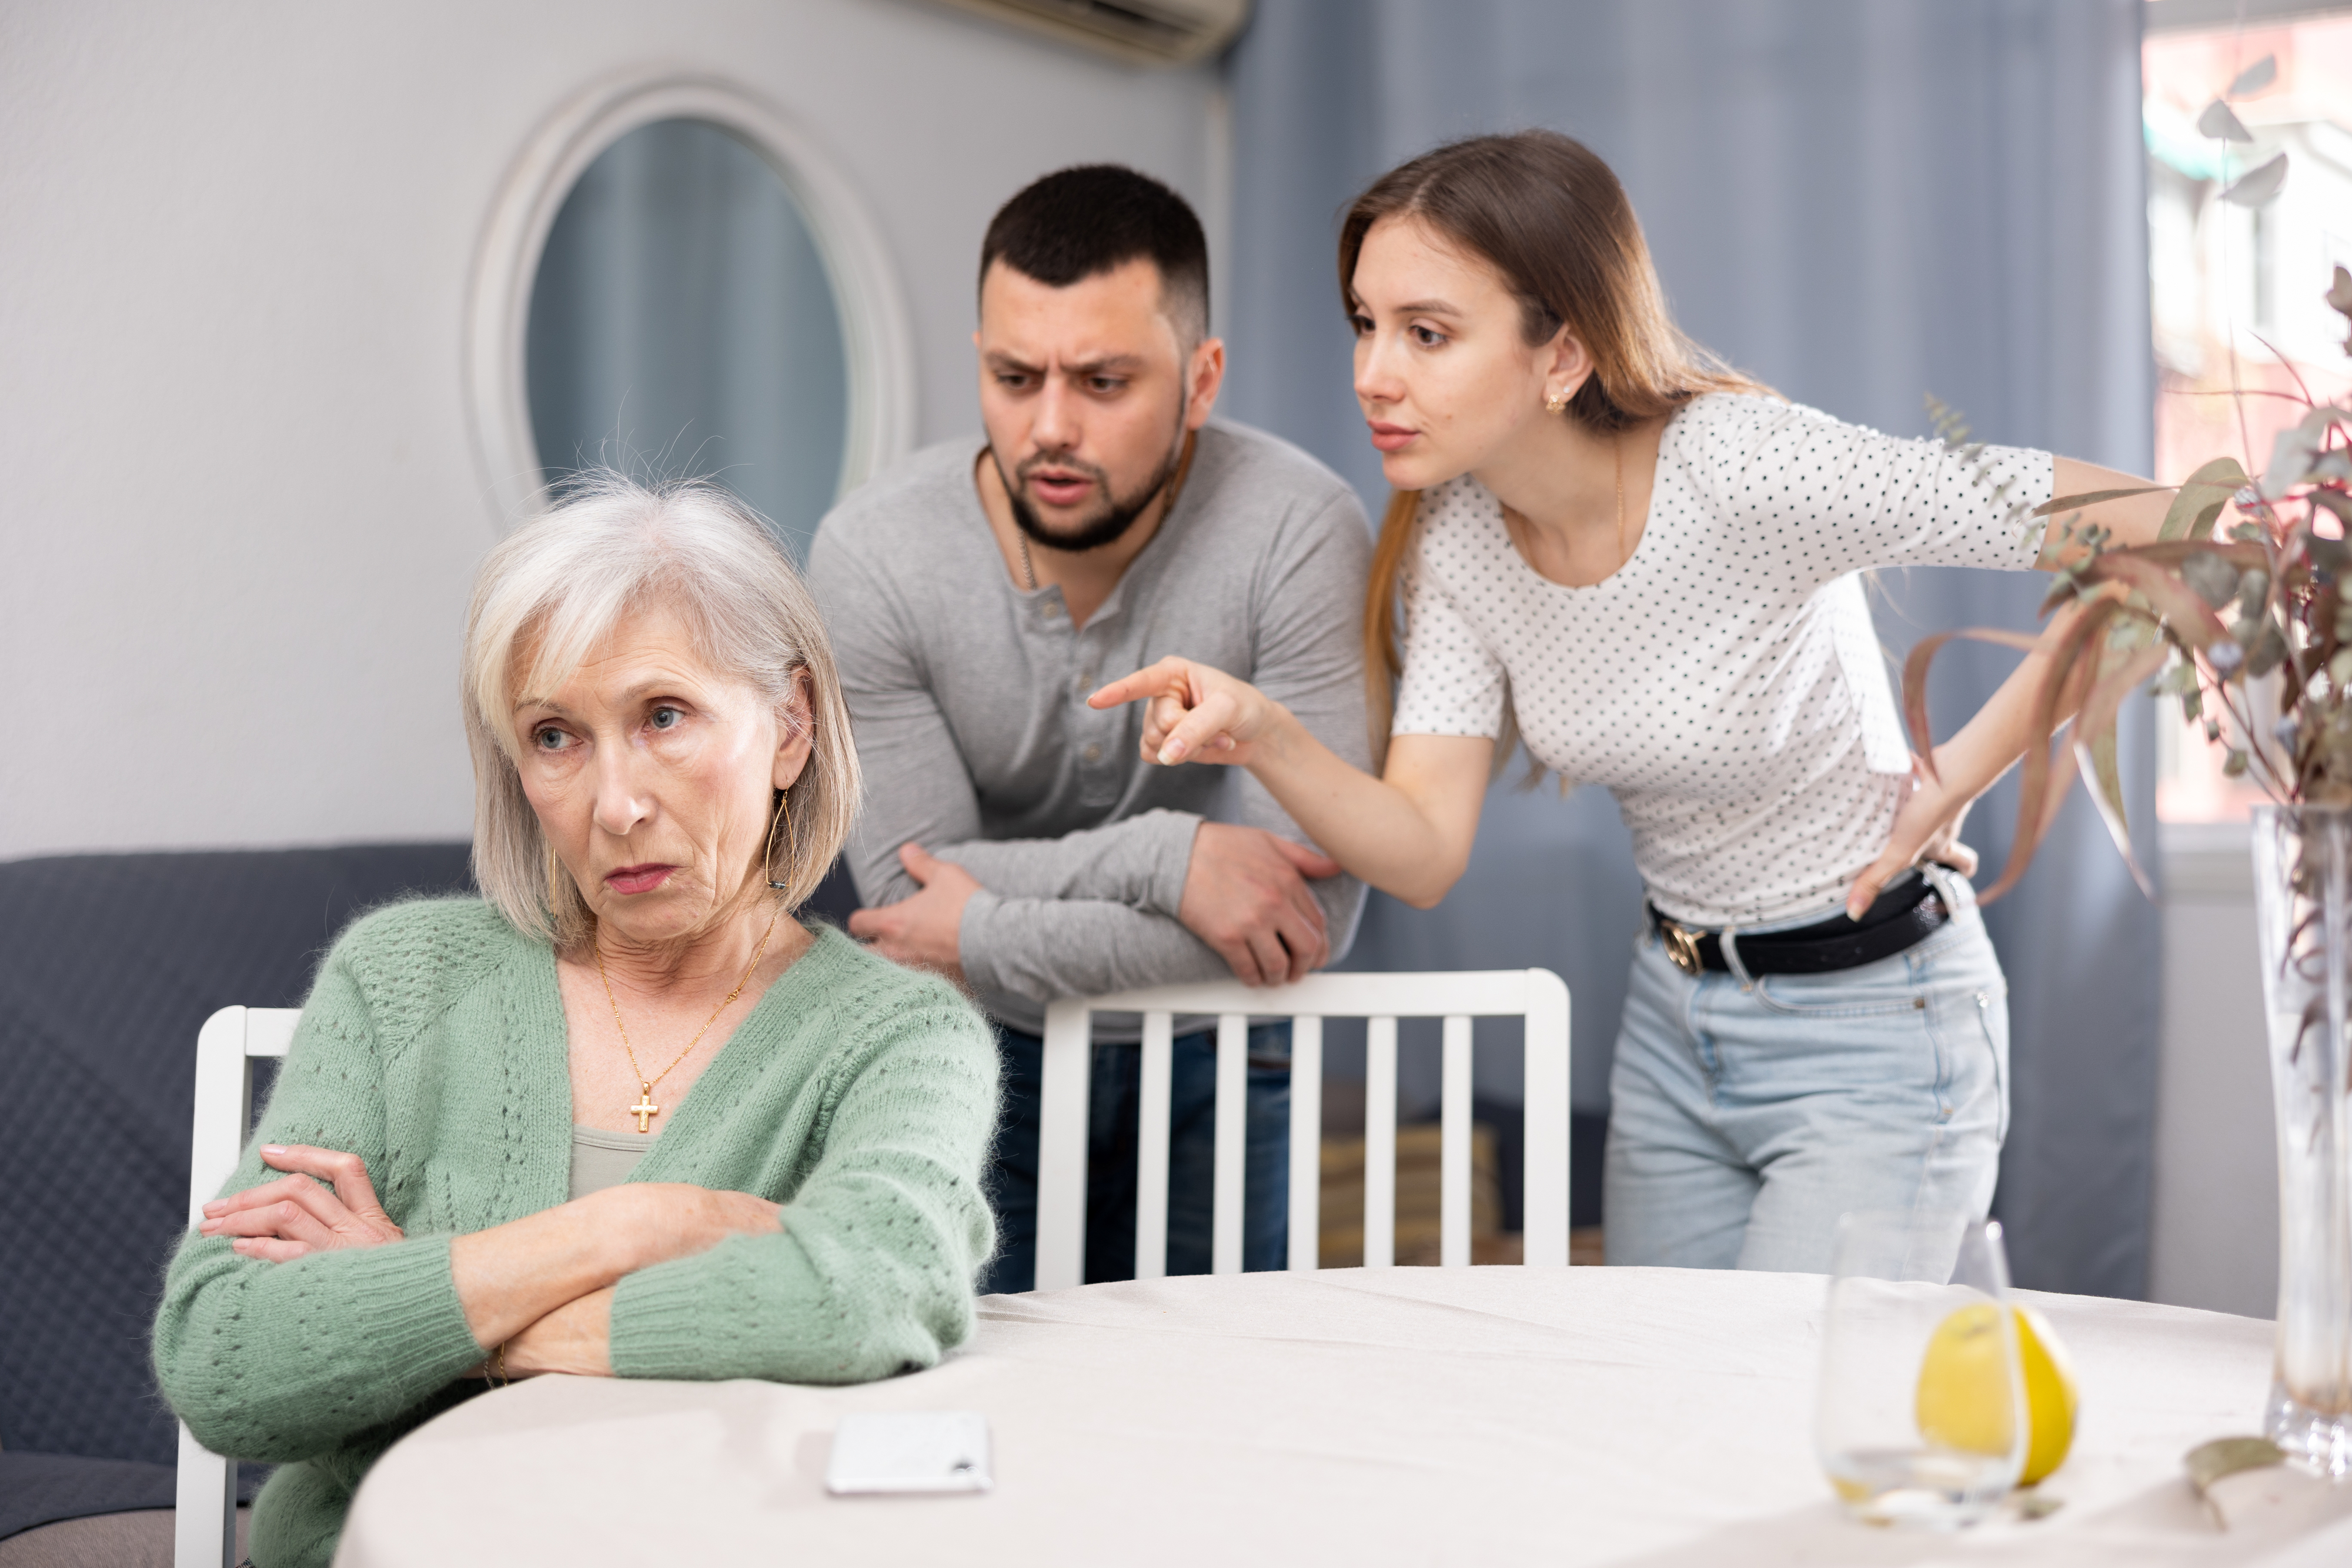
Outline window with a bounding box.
[526,118,849,561]
[2145,14,2352,822]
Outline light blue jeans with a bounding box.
[1602,870,2010,1273]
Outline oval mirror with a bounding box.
[524,117,851,560]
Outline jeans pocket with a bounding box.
[1749,953,1925,1018]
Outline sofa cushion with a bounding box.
[0,845,475,1468]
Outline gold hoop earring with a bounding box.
[764,787,796,893]
[544,840,571,924]
[1544,390,1569,415]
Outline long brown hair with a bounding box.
[1344,131,1770,757]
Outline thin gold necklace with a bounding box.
[595,907,780,1132]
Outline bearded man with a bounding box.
[809,165,1371,1293]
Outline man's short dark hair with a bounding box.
[979,165,1210,346]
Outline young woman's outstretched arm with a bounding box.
[1097,456,2176,918]
[1089,663,1490,909]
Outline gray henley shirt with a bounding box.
[807,420,1373,1035]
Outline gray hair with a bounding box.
[462,471,860,945]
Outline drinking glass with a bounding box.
[1815,1209,2026,1526]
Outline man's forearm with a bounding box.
[928,810,1200,912]
[959,891,1231,1005]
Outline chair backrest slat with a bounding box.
[1285,1015,1323,1272]
[1135,1011,1174,1280]
[1035,969,1571,1292]
[1440,1015,1474,1268]
[178,1005,299,1568]
[1363,1015,1398,1269]
[1210,1013,1248,1274]
[1519,973,1572,1266]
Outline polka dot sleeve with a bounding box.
[1678,396,2054,586]
[1392,510,1506,740]
[1367,394,2060,927]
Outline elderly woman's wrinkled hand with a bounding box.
[198,1145,405,1262]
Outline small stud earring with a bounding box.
[1544,390,1569,415]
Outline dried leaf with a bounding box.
[2187,1436,2283,1497]
[2132,537,2266,570]
[2074,640,2169,902]
[2199,98,2254,142]
[2261,408,2343,497]
[2159,457,2250,541]
[2246,615,2290,677]
[1981,603,2117,903]
[2031,486,2170,518]
[2181,551,2242,607]
[2076,554,2236,650]
[2306,530,2352,573]
[2229,55,2278,97]
[1899,628,2046,778]
[2222,152,2290,208]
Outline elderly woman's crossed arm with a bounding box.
[193,1136,779,1377]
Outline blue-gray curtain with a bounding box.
[527,118,850,560]
[1223,0,2159,1296]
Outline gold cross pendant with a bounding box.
[629,1083,662,1133]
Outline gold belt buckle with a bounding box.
[1661,920,1704,977]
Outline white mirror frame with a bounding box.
[465,70,917,524]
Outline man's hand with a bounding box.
[1179,823,1342,986]
[1847,765,1980,919]
[848,844,980,982]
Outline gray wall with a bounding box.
[0,0,1221,859]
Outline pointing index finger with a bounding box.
[1090,657,1190,711]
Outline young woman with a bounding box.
[1094,131,2170,1271]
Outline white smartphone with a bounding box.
[824,1411,993,1495]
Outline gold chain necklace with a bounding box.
[594,907,780,1132]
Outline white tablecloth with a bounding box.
[338,1267,2352,1567]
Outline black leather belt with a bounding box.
[1645,874,1949,978]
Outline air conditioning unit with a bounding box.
[931,0,1251,68]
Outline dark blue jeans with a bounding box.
[979,1021,1291,1293]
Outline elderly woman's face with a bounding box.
[512,602,810,947]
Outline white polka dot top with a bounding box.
[1392,392,2053,928]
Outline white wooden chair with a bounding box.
[1035,969,1570,1291]
[175,1005,300,1568]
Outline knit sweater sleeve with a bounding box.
[150,928,486,1464]
[606,966,998,1384]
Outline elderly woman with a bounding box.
[152,473,998,1568]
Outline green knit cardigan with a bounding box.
[152,898,999,1568]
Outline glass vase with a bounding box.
[2250,803,2352,1476]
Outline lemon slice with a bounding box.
[1915,1302,2080,1485]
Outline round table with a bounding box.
[339,1267,2351,1566]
